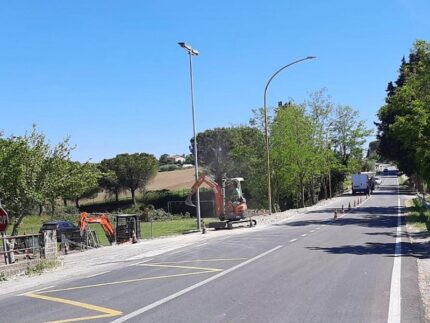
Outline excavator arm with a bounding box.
[79,212,115,243]
[185,174,224,218]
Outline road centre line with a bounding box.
[110,245,283,323]
[310,230,315,233]
[25,292,122,323]
[301,234,307,237]
[387,180,402,323]
[289,238,297,242]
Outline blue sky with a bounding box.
[1,0,429,162]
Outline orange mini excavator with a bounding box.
[79,212,115,244]
[185,174,256,229]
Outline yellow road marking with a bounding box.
[151,257,247,264]
[25,292,122,323]
[140,263,222,272]
[38,271,215,294]
[23,258,244,322]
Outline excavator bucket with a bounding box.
[185,194,196,207]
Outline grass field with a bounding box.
[5,214,218,247]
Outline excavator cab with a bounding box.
[222,177,247,221]
[115,214,140,243]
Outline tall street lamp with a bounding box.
[325,121,334,199]
[263,56,316,214]
[178,41,201,231]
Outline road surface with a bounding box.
[0,175,425,322]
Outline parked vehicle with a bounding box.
[39,220,80,242]
[352,173,372,195]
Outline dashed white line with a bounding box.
[289,238,297,242]
[310,230,315,233]
[301,234,307,237]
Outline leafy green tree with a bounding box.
[331,105,372,170]
[0,126,73,235]
[271,104,318,208]
[61,161,101,208]
[158,154,171,166]
[190,128,236,185]
[99,159,123,202]
[377,40,430,188]
[108,153,158,206]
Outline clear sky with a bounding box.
[1,0,429,162]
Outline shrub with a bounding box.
[159,164,179,172]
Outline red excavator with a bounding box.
[185,174,256,229]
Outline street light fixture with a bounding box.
[263,56,316,214]
[178,41,201,231]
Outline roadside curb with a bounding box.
[404,199,430,322]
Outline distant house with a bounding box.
[168,155,186,164]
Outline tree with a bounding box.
[107,153,158,206]
[377,40,430,187]
[61,161,101,208]
[158,154,170,166]
[271,103,318,208]
[0,126,73,235]
[331,105,372,170]
[99,159,123,202]
[190,128,236,185]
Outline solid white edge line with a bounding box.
[110,245,283,323]
[387,178,401,323]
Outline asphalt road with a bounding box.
[0,175,425,322]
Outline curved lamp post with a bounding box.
[263,56,316,214]
[178,41,201,231]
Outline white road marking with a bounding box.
[301,234,307,237]
[127,258,154,267]
[110,245,283,323]
[289,238,297,242]
[310,230,315,233]
[315,227,321,230]
[87,271,111,278]
[387,179,401,323]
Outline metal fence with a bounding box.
[1,233,41,265]
[167,200,215,218]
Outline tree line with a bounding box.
[190,89,371,211]
[377,40,430,190]
[1,90,371,234]
[0,126,158,235]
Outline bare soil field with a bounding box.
[146,168,196,191]
[82,169,199,204]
